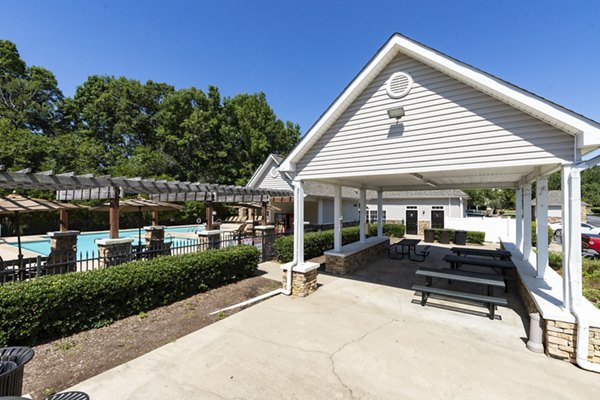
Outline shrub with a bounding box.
[368,223,406,238]
[275,224,405,263]
[591,208,600,215]
[0,245,259,346]
[531,221,554,246]
[547,251,600,309]
[466,231,486,244]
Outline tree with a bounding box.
[0,40,63,134]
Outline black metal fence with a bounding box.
[0,229,289,284]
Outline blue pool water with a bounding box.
[15,225,203,256]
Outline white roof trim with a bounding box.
[280,33,600,172]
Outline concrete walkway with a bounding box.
[69,248,599,399]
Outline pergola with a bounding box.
[278,34,600,371]
[0,166,293,237]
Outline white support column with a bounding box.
[515,186,523,251]
[561,165,572,309]
[294,180,305,266]
[359,188,366,243]
[317,198,324,226]
[377,189,383,238]
[565,165,583,308]
[333,184,342,252]
[536,176,549,278]
[523,183,532,262]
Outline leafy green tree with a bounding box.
[0,40,63,134]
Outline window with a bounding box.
[407,206,417,209]
[368,210,386,224]
[432,206,444,210]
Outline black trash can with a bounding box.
[454,230,467,245]
[439,230,451,244]
[424,229,435,243]
[0,347,35,396]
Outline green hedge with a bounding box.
[0,245,260,346]
[274,224,406,263]
[591,207,600,215]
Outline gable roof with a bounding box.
[280,33,600,173]
[246,154,286,188]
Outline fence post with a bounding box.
[36,255,42,277]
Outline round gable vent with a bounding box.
[269,166,279,178]
[386,72,413,99]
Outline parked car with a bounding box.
[466,209,485,217]
[582,233,600,259]
[550,222,600,239]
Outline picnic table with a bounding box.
[451,247,512,260]
[388,239,430,262]
[413,266,507,319]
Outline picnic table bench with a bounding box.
[413,266,507,319]
[451,247,512,260]
[443,254,515,271]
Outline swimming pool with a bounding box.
[14,225,203,256]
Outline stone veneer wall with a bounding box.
[282,269,317,297]
[545,320,600,364]
[418,221,430,236]
[516,270,600,365]
[325,239,389,275]
[98,242,132,268]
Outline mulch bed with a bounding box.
[22,276,280,399]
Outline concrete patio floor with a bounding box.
[68,244,599,399]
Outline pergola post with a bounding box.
[109,188,119,239]
[377,189,383,238]
[515,186,523,251]
[561,165,572,309]
[205,201,214,230]
[522,183,532,261]
[359,188,366,243]
[536,176,549,278]
[333,184,342,252]
[151,210,160,226]
[261,201,268,225]
[59,209,68,232]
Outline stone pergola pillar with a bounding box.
[97,237,133,268]
[144,225,165,251]
[47,230,80,273]
[522,183,532,261]
[198,230,221,250]
[536,176,549,278]
[333,184,342,252]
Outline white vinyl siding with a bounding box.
[296,53,574,178]
[252,168,293,191]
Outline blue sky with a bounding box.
[1,0,599,133]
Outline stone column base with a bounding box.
[198,230,221,250]
[281,262,319,297]
[97,238,133,268]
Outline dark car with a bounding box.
[582,233,600,259]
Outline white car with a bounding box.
[549,222,600,238]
